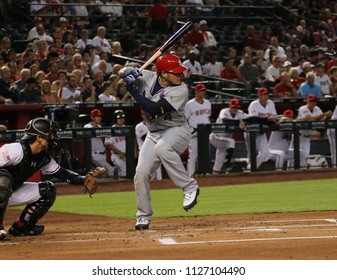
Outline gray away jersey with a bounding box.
[136,70,188,132]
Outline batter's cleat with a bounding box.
[135,217,150,230]
[183,188,200,211]
[8,222,45,236]
[0,227,6,241]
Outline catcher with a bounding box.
[0,117,107,241]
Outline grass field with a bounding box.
[49,178,337,218]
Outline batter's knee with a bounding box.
[135,165,152,182]
[154,141,170,158]
[38,181,56,207]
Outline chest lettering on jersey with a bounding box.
[115,137,125,143]
[196,108,210,116]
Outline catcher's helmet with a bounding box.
[156,54,187,75]
[114,109,125,120]
[21,117,60,149]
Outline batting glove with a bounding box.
[123,74,137,91]
[129,67,142,79]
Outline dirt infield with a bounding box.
[1,169,337,260]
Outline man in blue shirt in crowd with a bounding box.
[298,72,321,97]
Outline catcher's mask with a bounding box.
[21,117,60,149]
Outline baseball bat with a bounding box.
[139,21,193,71]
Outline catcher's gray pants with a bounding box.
[134,125,199,219]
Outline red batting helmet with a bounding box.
[156,54,187,75]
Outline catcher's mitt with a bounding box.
[83,167,108,197]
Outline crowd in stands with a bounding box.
[1,1,337,105]
[2,1,337,175]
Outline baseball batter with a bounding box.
[84,108,114,176]
[185,83,211,177]
[209,98,247,173]
[0,118,93,240]
[290,94,332,168]
[105,110,127,178]
[245,87,278,170]
[327,105,337,167]
[123,54,200,230]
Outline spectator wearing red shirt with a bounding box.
[313,22,329,45]
[185,23,204,47]
[260,25,273,49]
[243,25,263,51]
[220,57,242,81]
[327,54,337,70]
[148,0,169,33]
[45,60,59,84]
[8,61,20,82]
[274,71,298,98]
[289,66,306,90]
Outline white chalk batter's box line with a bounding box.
[156,218,337,245]
[157,235,337,245]
[0,218,336,246]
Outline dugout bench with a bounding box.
[197,120,337,174]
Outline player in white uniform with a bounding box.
[245,87,278,170]
[84,108,114,176]
[135,111,162,180]
[0,118,90,240]
[123,54,200,230]
[290,94,332,168]
[268,110,297,170]
[185,83,211,177]
[210,98,247,173]
[105,110,127,178]
[327,105,337,167]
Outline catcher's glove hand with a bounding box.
[83,167,108,197]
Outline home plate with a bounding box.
[158,237,177,245]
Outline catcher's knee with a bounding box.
[38,181,56,206]
[0,169,13,208]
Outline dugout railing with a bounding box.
[197,119,337,174]
[0,126,135,179]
